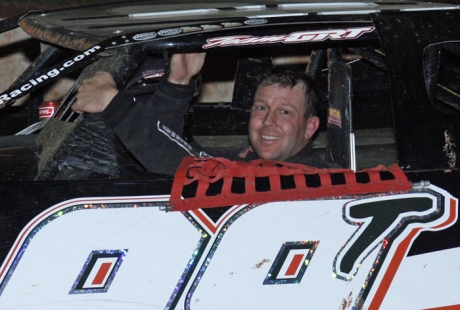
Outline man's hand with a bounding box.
[72,71,119,113]
[168,53,206,85]
[71,53,205,113]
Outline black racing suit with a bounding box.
[101,76,330,175]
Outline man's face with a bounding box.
[249,83,319,161]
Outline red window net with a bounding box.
[170,157,412,212]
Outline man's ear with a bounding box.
[304,116,320,140]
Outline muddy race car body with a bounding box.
[0,1,460,309]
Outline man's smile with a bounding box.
[261,134,281,141]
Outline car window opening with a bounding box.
[192,45,397,172]
[0,43,398,181]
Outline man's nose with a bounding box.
[262,111,276,126]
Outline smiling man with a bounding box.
[249,69,320,162]
[73,53,330,175]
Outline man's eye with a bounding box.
[256,106,266,111]
[281,110,290,115]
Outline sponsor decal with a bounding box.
[157,121,200,157]
[157,121,210,158]
[201,24,223,30]
[143,69,165,79]
[221,22,243,28]
[38,106,55,119]
[69,249,128,294]
[238,146,255,159]
[0,45,102,107]
[328,107,342,128]
[181,26,202,33]
[158,28,183,36]
[132,32,157,41]
[244,18,268,25]
[38,101,62,121]
[203,26,375,49]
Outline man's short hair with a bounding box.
[255,66,319,118]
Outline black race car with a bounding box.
[0,1,459,309]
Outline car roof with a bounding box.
[19,0,459,50]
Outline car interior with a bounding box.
[0,42,399,181]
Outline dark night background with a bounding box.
[1,0,460,18]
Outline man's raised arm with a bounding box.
[72,53,205,114]
[70,53,206,175]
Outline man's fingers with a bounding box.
[71,71,118,113]
[72,91,87,113]
[168,53,206,85]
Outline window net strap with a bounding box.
[170,156,412,211]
